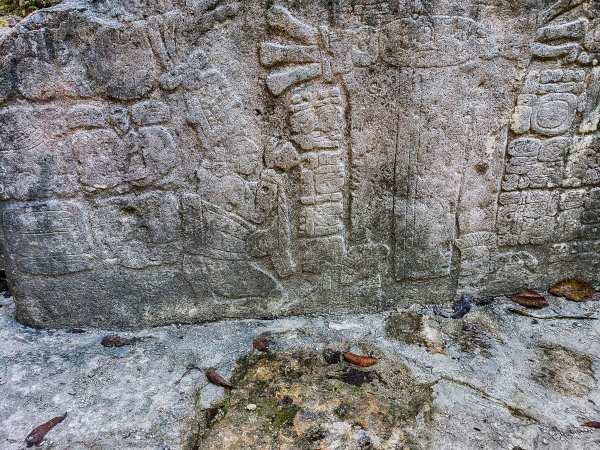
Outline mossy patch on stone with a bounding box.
[452,319,498,357]
[0,0,61,20]
[385,311,446,354]
[255,398,300,429]
[188,350,434,449]
[385,311,424,345]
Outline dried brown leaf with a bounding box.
[549,279,596,302]
[252,337,269,352]
[25,412,67,447]
[342,351,378,367]
[583,421,600,429]
[101,335,136,347]
[511,290,548,309]
[206,368,233,388]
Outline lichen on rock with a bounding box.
[189,350,434,449]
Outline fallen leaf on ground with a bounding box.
[512,290,548,309]
[101,335,138,347]
[549,279,596,302]
[206,368,233,388]
[583,421,600,428]
[252,337,269,352]
[100,335,153,347]
[342,351,378,367]
[25,412,67,447]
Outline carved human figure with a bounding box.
[260,6,350,274]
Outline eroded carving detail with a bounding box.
[495,3,600,287]
[381,16,494,68]
[181,195,280,299]
[260,6,350,275]
[1,201,94,274]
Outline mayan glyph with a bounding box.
[0,0,598,328]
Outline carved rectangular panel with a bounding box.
[392,71,466,280]
[1,201,94,274]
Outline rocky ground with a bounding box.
[1,291,600,449]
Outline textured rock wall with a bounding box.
[0,0,599,328]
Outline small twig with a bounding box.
[174,364,202,385]
[173,348,249,386]
[507,308,597,321]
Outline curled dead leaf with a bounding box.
[549,279,596,302]
[205,407,219,423]
[342,351,378,367]
[252,337,269,352]
[101,335,137,347]
[511,290,548,309]
[206,368,233,388]
[583,421,600,429]
[25,412,67,447]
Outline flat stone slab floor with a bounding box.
[1,293,600,449]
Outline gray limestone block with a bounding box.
[0,0,599,328]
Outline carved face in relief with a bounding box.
[255,173,279,219]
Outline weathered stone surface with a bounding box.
[0,1,599,327]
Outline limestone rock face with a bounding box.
[0,0,599,328]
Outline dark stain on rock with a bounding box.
[334,402,352,419]
[455,321,495,357]
[0,270,8,293]
[534,345,595,397]
[506,405,536,422]
[385,311,423,345]
[331,366,375,386]
[474,162,489,175]
[277,395,294,406]
[322,348,342,364]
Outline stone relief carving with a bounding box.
[0,0,598,327]
[2,201,94,275]
[493,4,600,291]
[380,15,495,68]
[260,7,349,275]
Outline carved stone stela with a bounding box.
[0,0,598,327]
